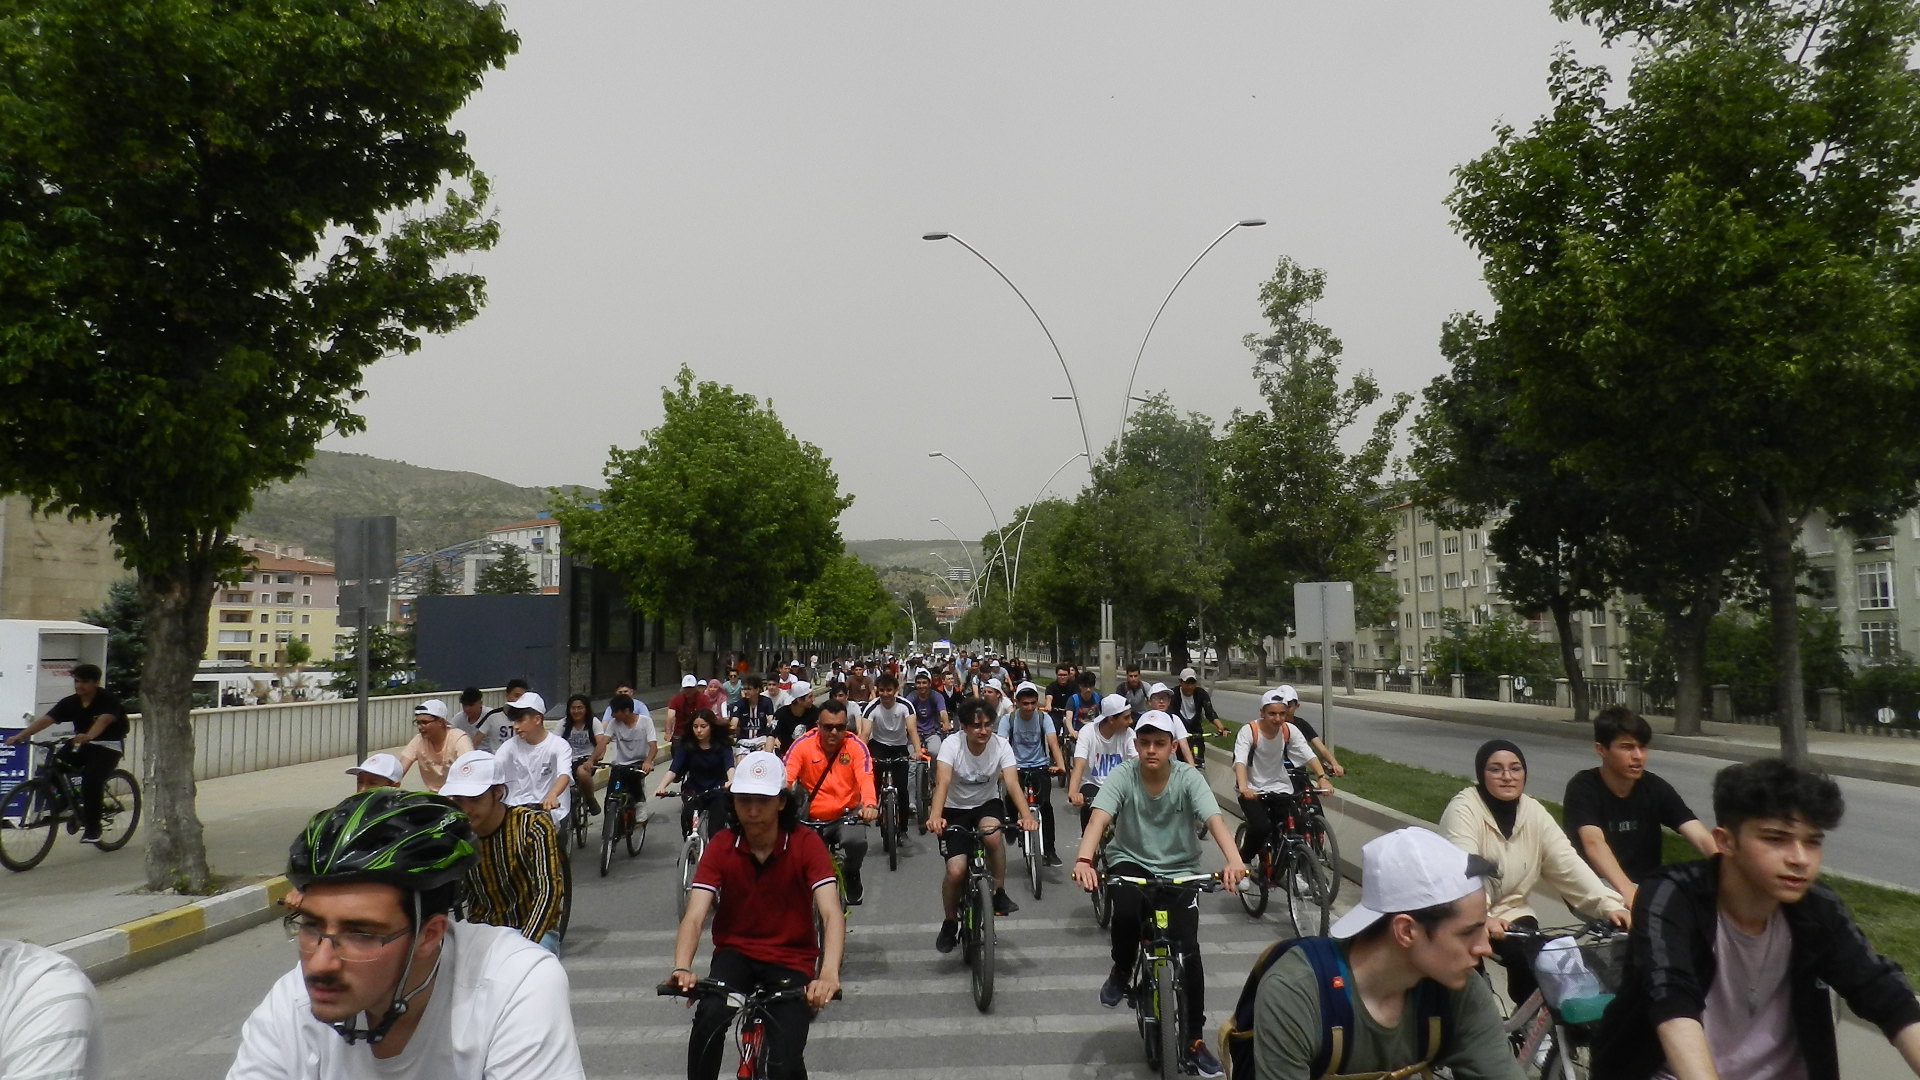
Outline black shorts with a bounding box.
[938,799,1007,859]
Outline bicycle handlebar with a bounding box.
[655,979,843,1003]
[1498,921,1625,943]
[1105,871,1225,894]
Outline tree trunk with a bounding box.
[1759,501,1809,767]
[1550,597,1589,727]
[1252,639,1270,684]
[1664,602,1715,736]
[137,567,217,894]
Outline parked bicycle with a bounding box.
[598,763,649,878]
[1235,790,1335,936]
[657,978,841,1080]
[1493,923,1627,1080]
[1107,871,1224,1078]
[941,822,1004,1012]
[0,738,141,872]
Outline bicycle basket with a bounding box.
[1531,935,1626,1024]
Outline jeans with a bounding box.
[681,789,729,839]
[1107,860,1207,1042]
[690,950,816,1080]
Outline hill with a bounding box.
[239,451,579,557]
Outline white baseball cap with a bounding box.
[345,753,403,783]
[681,674,699,688]
[1134,709,1180,737]
[1329,827,1485,939]
[789,680,813,697]
[1147,681,1172,698]
[1099,693,1133,719]
[732,751,789,796]
[1263,685,1301,706]
[507,691,547,717]
[1178,667,1199,682]
[984,677,1004,692]
[412,699,448,720]
[1014,681,1041,698]
[439,750,504,797]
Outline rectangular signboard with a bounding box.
[1293,581,1356,643]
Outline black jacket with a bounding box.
[1168,685,1219,727]
[1593,857,1920,1080]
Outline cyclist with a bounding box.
[1171,668,1227,765]
[558,694,608,816]
[1270,685,1345,777]
[1070,710,1244,1078]
[1043,663,1076,745]
[471,679,528,754]
[999,681,1066,867]
[658,710,735,839]
[345,754,403,792]
[857,673,920,825]
[495,693,572,830]
[904,671,951,758]
[398,700,474,793]
[1114,664,1151,714]
[667,751,845,1080]
[450,687,489,750]
[1067,694,1139,830]
[3,662,128,845]
[1251,827,1516,1080]
[979,677,1013,720]
[1065,670,1103,745]
[1145,683,1200,766]
[439,750,568,954]
[771,681,819,758]
[927,700,1041,946]
[783,700,878,904]
[1595,759,1920,1080]
[1561,705,1716,908]
[667,674,708,741]
[603,693,658,814]
[1441,740,1627,1007]
[730,675,777,756]
[598,683,650,728]
[229,788,583,1077]
[1233,688,1332,862]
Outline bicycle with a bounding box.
[909,744,939,831]
[598,763,649,879]
[1288,764,1341,904]
[1107,871,1224,1078]
[1492,923,1627,1079]
[567,761,599,854]
[799,809,865,916]
[662,787,719,913]
[1234,790,1335,936]
[657,978,842,1080]
[940,822,1005,1012]
[0,738,142,872]
[1015,766,1052,900]
[873,748,909,872]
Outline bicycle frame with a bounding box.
[1108,872,1221,1076]
[657,978,841,1080]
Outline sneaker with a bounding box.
[78,833,102,845]
[993,889,1018,916]
[1098,970,1127,1008]
[1044,853,1064,867]
[1183,1038,1224,1078]
[846,884,864,906]
[935,919,959,954]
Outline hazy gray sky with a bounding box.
[324,3,1605,540]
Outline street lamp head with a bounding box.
[1051,395,1074,401]
[928,451,944,458]
[1238,219,1267,228]
[922,232,951,241]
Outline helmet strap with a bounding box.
[329,892,444,1047]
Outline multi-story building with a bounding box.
[205,543,341,667]
[465,515,563,594]
[1800,508,1920,664]
[0,496,120,622]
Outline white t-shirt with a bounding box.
[604,714,658,767]
[0,939,101,1080]
[496,733,573,826]
[1233,721,1314,794]
[861,699,914,747]
[227,920,584,1080]
[1073,723,1139,788]
[936,734,1017,811]
[467,706,517,754]
[560,718,606,761]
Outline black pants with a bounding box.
[1079,783,1102,831]
[1016,767,1056,858]
[690,950,815,1080]
[1236,792,1296,861]
[871,743,911,826]
[1107,860,1206,1043]
[680,789,729,839]
[57,742,121,839]
[812,819,867,898]
[1492,915,1542,1006]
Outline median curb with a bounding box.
[52,875,292,984]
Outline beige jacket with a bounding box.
[1440,787,1626,924]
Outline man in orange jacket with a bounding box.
[784,699,879,904]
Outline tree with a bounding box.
[1428,612,1561,688]
[320,624,428,698]
[81,577,147,707]
[283,640,313,669]
[417,560,458,598]
[1220,257,1410,676]
[555,366,851,642]
[0,1,516,891]
[1446,4,1920,766]
[473,545,538,595]
[779,553,894,649]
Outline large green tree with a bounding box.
[0,0,515,890]
[779,553,894,649]
[81,577,148,707]
[556,366,851,641]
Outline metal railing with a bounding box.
[1463,673,1501,701]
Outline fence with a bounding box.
[125,688,507,782]
[1463,673,1501,701]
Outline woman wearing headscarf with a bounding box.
[1440,738,1629,1006]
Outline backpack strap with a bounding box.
[1410,977,1453,1067]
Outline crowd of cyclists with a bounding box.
[7,650,1918,1080]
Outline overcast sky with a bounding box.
[322,3,1606,541]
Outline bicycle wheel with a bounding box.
[571,791,591,852]
[0,779,59,871]
[679,833,701,912]
[1144,959,1178,1077]
[1025,827,1043,900]
[881,797,899,871]
[625,800,646,858]
[93,770,142,852]
[1231,825,1269,918]
[970,874,995,1012]
[1093,852,1113,929]
[1284,848,1332,938]
[599,793,622,878]
[1304,809,1341,903]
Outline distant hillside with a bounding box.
[239,451,584,556]
[848,538,986,599]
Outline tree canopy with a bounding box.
[474,545,538,595]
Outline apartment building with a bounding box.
[465,515,563,593]
[1800,508,1920,663]
[205,544,342,667]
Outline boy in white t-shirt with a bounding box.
[926,700,1039,952]
[1068,694,1140,831]
[495,693,573,828]
[1233,687,1332,862]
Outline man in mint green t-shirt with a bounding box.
[1072,710,1245,1078]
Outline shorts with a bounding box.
[938,799,1007,859]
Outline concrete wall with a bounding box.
[0,497,121,623]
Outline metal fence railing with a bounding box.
[1382,673,1413,694]
[1464,673,1501,701]
[1840,688,1920,738]
[1418,678,1454,698]
[1586,678,1630,709]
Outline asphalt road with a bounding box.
[1209,688,1920,891]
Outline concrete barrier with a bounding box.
[55,875,292,983]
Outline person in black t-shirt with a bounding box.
[1042,665,1076,744]
[1562,705,1716,906]
[3,663,129,843]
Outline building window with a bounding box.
[1442,536,1460,555]
[218,650,249,663]
[1357,644,1370,659]
[1591,625,1610,665]
[301,594,310,605]
[1419,611,1438,629]
[302,575,312,586]
[274,631,292,643]
[275,612,294,624]
[1401,577,1412,595]
[1465,568,1480,587]
[1444,571,1461,589]
[1469,531,1482,551]
[300,634,310,643]
[220,611,249,624]
[276,573,292,584]
[1858,562,1895,609]
[258,652,267,664]
[217,630,250,643]
[275,591,294,604]
[1471,606,1486,626]
[225,592,250,604]
[258,633,269,643]
[259,613,269,624]
[1402,612,1414,628]
[301,614,310,624]
[1861,620,1899,658]
[1419,575,1435,593]
[1418,540,1434,558]
[1401,546,1411,562]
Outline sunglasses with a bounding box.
[818,723,849,732]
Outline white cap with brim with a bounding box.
[345,753,403,783]
[413,699,448,720]
[439,750,503,797]
[789,681,813,697]
[1014,681,1041,698]
[1178,667,1199,682]
[1328,827,1485,939]
[507,691,547,717]
[1147,682,1172,698]
[732,751,788,797]
[1134,710,1180,737]
[1262,685,1301,707]
[1099,693,1132,719]
[682,674,700,688]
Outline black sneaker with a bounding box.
[78,833,102,845]
[993,889,1018,916]
[935,919,959,953]
[1098,970,1127,1008]
[1183,1038,1224,1078]
[846,884,864,906]
[1044,853,1064,867]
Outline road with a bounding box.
[1208,688,1920,891]
[101,776,1330,1079]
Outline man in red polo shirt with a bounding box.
[666,751,844,1080]
[666,674,707,741]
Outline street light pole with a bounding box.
[930,516,980,592]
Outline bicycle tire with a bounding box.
[881,797,899,871]
[1232,825,1270,918]
[1284,849,1332,938]
[1025,827,1043,900]
[0,778,58,872]
[626,800,646,858]
[1304,809,1341,903]
[599,792,621,878]
[93,770,141,852]
[1093,851,1113,928]
[679,833,701,912]
[1146,959,1178,1077]
[970,873,995,1012]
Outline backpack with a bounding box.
[1218,936,1452,1080]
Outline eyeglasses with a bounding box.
[1484,764,1526,777]
[284,914,412,962]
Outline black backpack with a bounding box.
[1218,935,1452,1079]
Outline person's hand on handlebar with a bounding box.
[1221,860,1247,895]
[1071,859,1099,893]
[858,804,878,824]
[1486,914,1510,940]
[925,814,946,835]
[1606,907,1632,931]
[665,967,697,993]
[804,972,840,1010]
[1017,813,1038,833]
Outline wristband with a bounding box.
[672,967,693,975]
[1075,856,1095,866]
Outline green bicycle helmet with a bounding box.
[287,788,476,891]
